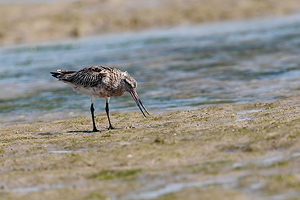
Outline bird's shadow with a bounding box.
[68,127,121,134]
[38,132,56,136]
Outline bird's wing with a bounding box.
[64,66,108,87]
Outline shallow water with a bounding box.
[1,14,300,124]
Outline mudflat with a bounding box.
[1,96,300,199]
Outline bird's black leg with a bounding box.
[105,101,114,130]
[90,103,98,132]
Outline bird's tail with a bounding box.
[50,69,76,79]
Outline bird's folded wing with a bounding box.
[65,68,108,87]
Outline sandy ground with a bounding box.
[1,0,300,45]
[1,96,300,199]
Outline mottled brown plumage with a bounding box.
[50,66,149,132]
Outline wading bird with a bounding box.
[50,66,149,132]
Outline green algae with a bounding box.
[86,169,143,181]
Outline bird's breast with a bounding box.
[92,85,126,98]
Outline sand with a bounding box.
[1,0,300,45]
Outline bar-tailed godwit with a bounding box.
[50,66,149,132]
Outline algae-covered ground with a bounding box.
[1,0,300,45]
[1,97,300,199]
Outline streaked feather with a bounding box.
[62,66,109,87]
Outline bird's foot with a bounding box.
[108,125,115,130]
[92,128,99,132]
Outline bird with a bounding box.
[50,66,150,132]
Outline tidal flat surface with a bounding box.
[1,97,300,199]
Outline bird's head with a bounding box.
[123,71,137,91]
[122,71,150,117]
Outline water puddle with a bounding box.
[48,147,92,154]
[234,108,264,122]
[231,151,300,169]
[8,184,66,193]
[257,151,300,167]
[291,152,300,158]
[236,109,264,115]
[268,192,300,200]
[259,156,284,167]
[127,177,238,199]
[49,150,73,154]
[235,117,252,122]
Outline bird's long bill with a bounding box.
[130,90,150,117]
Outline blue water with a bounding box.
[1,14,300,124]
